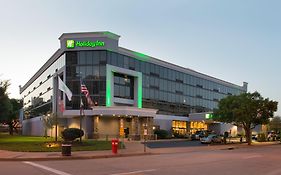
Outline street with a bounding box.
[1,144,281,175]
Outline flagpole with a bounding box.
[79,76,82,143]
[55,75,58,142]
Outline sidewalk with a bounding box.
[0,140,153,161]
[0,140,280,161]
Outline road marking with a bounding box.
[23,161,72,175]
[109,169,156,175]
[243,155,263,159]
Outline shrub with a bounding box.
[154,129,169,139]
[257,133,266,142]
[173,132,186,138]
[61,128,84,142]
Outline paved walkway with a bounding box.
[0,140,280,161]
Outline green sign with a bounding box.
[66,40,75,48]
[66,40,105,49]
[205,113,214,119]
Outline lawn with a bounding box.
[0,133,121,152]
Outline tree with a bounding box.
[269,116,281,133]
[213,92,278,145]
[0,80,22,135]
[0,80,12,127]
[6,99,22,135]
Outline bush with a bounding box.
[257,133,266,142]
[61,128,84,142]
[154,129,169,139]
[173,132,186,138]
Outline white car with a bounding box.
[201,134,223,144]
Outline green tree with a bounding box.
[6,98,22,135]
[0,80,12,126]
[269,116,281,133]
[0,80,22,135]
[213,92,278,145]
[6,99,22,135]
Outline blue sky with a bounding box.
[0,0,280,115]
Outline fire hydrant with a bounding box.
[111,139,119,154]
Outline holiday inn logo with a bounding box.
[66,40,75,48]
[66,40,105,49]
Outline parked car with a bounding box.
[252,134,258,140]
[191,131,207,140]
[201,134,223,144]
[267,131,278,141]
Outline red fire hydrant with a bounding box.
[111,139,119,154]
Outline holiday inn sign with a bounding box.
[66,40,105,49]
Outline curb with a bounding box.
[0,152,154,162]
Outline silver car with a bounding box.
[201,134,223,144]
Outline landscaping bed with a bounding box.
[0,134,119,152]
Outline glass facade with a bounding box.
[113,73,134,99]
[172,120,187,135]
[106,50,245,116]
[65,51,107,109]
[21,54,65,119]
[22,49,245,118]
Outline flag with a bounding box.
[81,83,89,97]
[81,82,94,107]
[58,77,72,101]
[58,99,65,112]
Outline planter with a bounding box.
[61,143,72,156]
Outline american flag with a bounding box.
[81,82,94,107]
[81,84,89,97]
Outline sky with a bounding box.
[0,0,280,116]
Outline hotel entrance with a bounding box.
[87,106,157,140]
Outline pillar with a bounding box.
[82,116,93,139]
[131,116,140,140]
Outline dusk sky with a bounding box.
[0,0,280,115]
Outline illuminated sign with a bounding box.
[205,113,214,119]
[66,40,105,49]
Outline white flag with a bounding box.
[58,77,72,101]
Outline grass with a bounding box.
[0,133,121,152]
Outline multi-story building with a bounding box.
[20,31,247,139]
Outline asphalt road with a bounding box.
[146,140,205,148]
[2,145,281,175]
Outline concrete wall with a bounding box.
[22,116,44,136]
[154,119,172,131]
[208,123,237,136]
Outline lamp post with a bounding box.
[143,117,148,153]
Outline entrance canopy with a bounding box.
[62,106,158,118]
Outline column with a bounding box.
[131,116,140,140]
[82,116,93,139]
